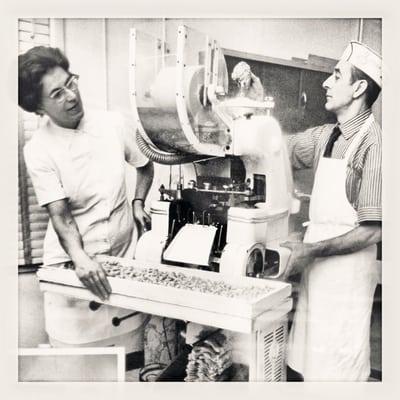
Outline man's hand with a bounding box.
[248,72,264,101]
[74,255,112,301]
[132,199,151,238]
[280,241,316,280]
[231,62,264,101]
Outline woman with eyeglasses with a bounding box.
[19,46,153,350]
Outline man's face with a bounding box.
[323,60,356,114]
[38,66,84,129]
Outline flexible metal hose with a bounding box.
[136,131,207,165]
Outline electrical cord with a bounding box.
[162,317,173,361]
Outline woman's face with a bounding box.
[38,66,84,129]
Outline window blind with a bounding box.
[18,18,51,266]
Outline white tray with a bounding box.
[37,256,292,333]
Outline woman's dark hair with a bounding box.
[18,46,70,113]
[350,65,381,108]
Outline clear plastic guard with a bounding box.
[132,27,231,155]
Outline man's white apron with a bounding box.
[286,115,380,381]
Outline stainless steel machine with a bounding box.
[131,26,299,279]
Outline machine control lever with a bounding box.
[216,223,223,251]
[112,311,140,327]
[169,219,177,237]
[190,211,197,224]
[202,211,212,225]
[89,301,102,311]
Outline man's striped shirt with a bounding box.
[287,109,381,224]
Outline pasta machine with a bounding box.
[130,26,299,279]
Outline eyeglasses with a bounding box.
[48,74,80,103]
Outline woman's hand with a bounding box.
[74,255,112,301]
[45,199,112,301]
[248,72,264,101]
[132,199,151,238]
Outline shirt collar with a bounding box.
[44,110,99,137]
[337,108,372,140]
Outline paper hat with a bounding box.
[340,41,382,87]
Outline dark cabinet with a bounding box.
[224,53,336,133]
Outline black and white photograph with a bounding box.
[1,1,400,399]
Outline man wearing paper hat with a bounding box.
[283,41,382,381]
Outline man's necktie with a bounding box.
[323,126,342,157]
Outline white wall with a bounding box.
[63,19,108,111]
[166,18,359,61]
[360,18,382,122]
